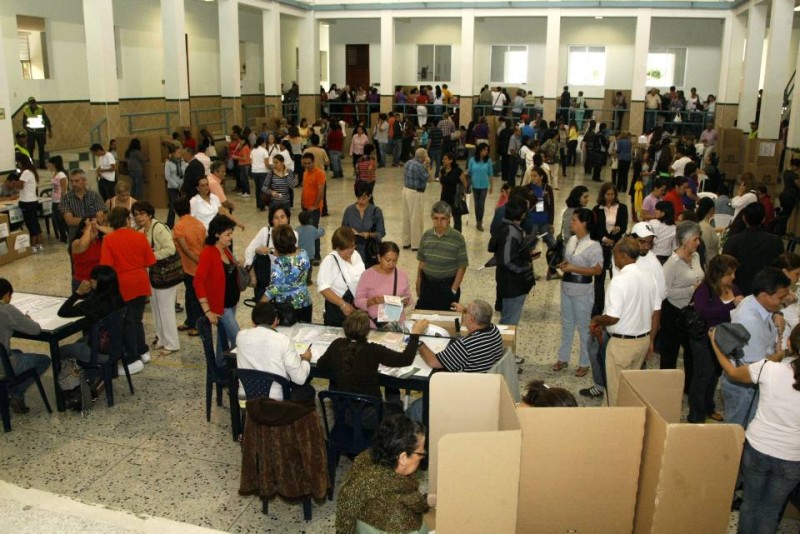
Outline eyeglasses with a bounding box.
[410,450,427,458]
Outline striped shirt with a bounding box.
[262,169,297,205]
[427,127,444,151]
[437,118,456,139]
[417,227,468,279]
[436,324,504,372]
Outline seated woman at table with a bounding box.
[518,380,578,408]
[70,218,104,293]
[355,241,413,329]
[260,224,312,323]
[236,302,314,401]
[336,414,434,534]
[318,227,366,327]
[317,312,428,415]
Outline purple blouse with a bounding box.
[692,282,741,328]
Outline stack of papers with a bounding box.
[377,295,404,323]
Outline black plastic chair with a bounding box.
[79,308,131,407]
[318,390,383,499]
[0,344,52,432]
[196,317,228,422]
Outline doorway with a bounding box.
[345,44,370,90]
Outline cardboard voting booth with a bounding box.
[618,370,745,534]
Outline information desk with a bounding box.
[10,292,86,412]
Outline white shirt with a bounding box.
[613,250,667,302]
[195,153,212,175]
[604,262,660,336]
[190,193,222,230]
[19,170,38,202]
[491,91,506,111]
[650,220,677,258]
[746,358,800,461]
[243,226,300,267]
[250,146,269,173]
[731,191,758,219]
[671,156,692,177]
[662,251,704,308]
[317,250,365,298]
[265,145,280,166]
[236,326,309,401]
[279,149,294,172]
[99,152,116,182]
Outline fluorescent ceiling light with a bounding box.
[595,16,603,19]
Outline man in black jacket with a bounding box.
[722,202,784,295]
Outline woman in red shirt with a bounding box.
[100,207,156,375]
[663,176,688,218]
[194,215,240,358]
[70,218,103,293]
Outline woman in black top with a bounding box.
[590,182,629,316]
[439,152,466,232]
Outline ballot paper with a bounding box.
[377,295,404,323]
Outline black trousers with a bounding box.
[660,299,694,392]
[27,130,47,168]
[123,296,148,364]
[687,337,722,423]
[416,273,460,311]
[616,159,631,193]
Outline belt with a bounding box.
[405,186,425,193]
[609,332,650,339]
[562,273,592,284]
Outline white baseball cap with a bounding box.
[631,222,655,238]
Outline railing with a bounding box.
[243,103,277,128]
[784,70,795,109]
[190,107,231,137]
[324,101,378,129]
[282,100,298,124]
[121,110,180,135]
[89,117,106,147]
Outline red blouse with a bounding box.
[100,228,156,302]
[193,245,234,315]
[72,239,103,282]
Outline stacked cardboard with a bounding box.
[0,214,31,266]
[716,128,744,179]
[116,135,171,209]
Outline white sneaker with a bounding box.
[241,193,251,198]
[118,359,145,376]
[36,245,44,252]
[236,192,244,197]
[140,351,151,364]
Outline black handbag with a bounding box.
[149,222,183,289]
[546,235,565,269]
[678,303,707,340]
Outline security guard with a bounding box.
[14,131,32,162]
[21,96,52,168]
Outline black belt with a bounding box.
[406,186,425,193]
[562,273,592,284]
[610,332,650,339]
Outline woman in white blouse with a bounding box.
[661,221,705,391]
[189,176,243,232]
[243,206,299,302]
[731,172,758,219]
[317,227,365,326]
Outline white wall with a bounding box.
[328,18,380,89]
[280,14,299,92]
[394,18,461,92]
[559,17,636,99]
[649,18,723,98]
[238,7,263,95]
[473,17,547,95]
[186,1,220,96]
[1,0,89,105]
[113,0,163,99]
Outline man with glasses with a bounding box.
[415,201,468,311]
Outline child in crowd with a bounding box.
[296,210,325,284]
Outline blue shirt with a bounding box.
[403,159,429,190]
[731,295,777,363]
[468,158,493,190]
[521,125,534,140]
[296,224,324,259]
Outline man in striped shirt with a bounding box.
[416,201,468,311]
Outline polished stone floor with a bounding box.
[1,160,797,532]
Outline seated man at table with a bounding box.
[0,278,51,414]
[236,302,315,401]
[407,299,504,422]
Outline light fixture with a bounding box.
[595,16,603,19]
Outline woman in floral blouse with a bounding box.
[260,224,312,322]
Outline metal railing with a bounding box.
[121,110,180,135]
[243,103,277,128]
[190,107,231,137]
[89,117,107,147]
[324,101,378,129]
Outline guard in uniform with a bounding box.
[21,96,52,168]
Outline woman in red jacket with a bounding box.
[194,215,240,358]
[100,207,156,375]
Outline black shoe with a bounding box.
[579,387,604,399]
[10,397,30,414]
[312,259,321,267]
[175,303,184,313]
[402,245,411,250]
[731,496,742,511]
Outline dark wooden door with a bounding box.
[346,44,370,90]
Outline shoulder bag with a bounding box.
[149,222,184,289]
[677,300,707,340]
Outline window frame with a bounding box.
[489,44,529,85]
[417,44,452,83]
[567,45,607,87]
[646,47,688,88]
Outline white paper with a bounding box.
[41,200,53,215]
[0,222,8,238]
[8,207,23,224]
[14,233,30,251]
[758,141,776,158]
[10,292,81,333]
[0,242,7,256]
[377,295,404,323]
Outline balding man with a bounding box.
[591,237,661,406]
[402,148,432,251]
[60,169,107,237]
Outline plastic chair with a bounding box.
[712,213,733,229]
[0,344,52,432]
[318,390,383,499]
[78,308,131,407]
[237,369,291,401]
[196,317,228,422]
[697,191,717,201]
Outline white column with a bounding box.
[786,41,800,148]
[460,10,475,96]
[0,19,14,171]
[718,12,746,106]
[543,11,561,99]
[737,3,767,130]
[631,12,652,102]
[82,0,118,103]
[760,0,793,138]
[297,13,320,94]
[263,8,281,96]
[380,13,394,97]
[161,0,189,101]
[218,0,241,99]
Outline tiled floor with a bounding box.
[1,160,797,532]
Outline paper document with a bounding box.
[422,337,451,354]
[377,295,404,323]
[14,233,30,251]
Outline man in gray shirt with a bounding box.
[0,278,50,414]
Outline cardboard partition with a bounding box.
[718,148,741,165]
[7,230,31,260]
[718,128,744,149]
[718,162,741,179]
[428,373,520,494]
[619,370,745,534]
[0,213,9,239]
[515,406,646,534]
[116,134,170,209]
[0,238,12,266]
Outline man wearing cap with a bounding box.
[14,131,32,162]
[590,237,661,406]
[21,96,52,169]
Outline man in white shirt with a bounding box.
[91,143,117,201]
[670,145,693,177]
[491,87,507,116]
[236,302,313,401]
[591,237,661,406]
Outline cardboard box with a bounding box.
[745,164,780,185]
[0,213,9,239]
[718,162,741,179]
[718,148,742,165]
[6,230,31,260]
[0,238,12,266]
[718,128,744,149]
[618,370,745,534]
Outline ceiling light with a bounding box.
[595,16,603,19]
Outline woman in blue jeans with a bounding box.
[465,143,493,232]
[710,326,800,534]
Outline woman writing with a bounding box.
[318,227,366,327]
[688,254,742,423]
[342,182,386,269]
[132,201,180,356]
[439,152,466,232]
[336,414,434,534]
[260,224,312,323]
[355,242,414,329]
[464,142,493,232]
[552,209,603,376]
[261,154,296,215]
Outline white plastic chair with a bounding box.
[713,213,733,229]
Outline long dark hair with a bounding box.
[125,138,142,159]
[90,265,121,297]
[48,155,66,174]
[703,254,739,297]
[474,142,490,163]
[565,185,588,208]
[339,311,370,374]
[655,200,675,225]
[787,324,800,392]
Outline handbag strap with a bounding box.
[331,254,353,295]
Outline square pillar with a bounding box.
[380,13,394,100]
[760,0,794,138]
[161,0,190,125]
[83,0,120,145]
[543,11,561,100]
[718,13,746,112]
[631,12,652,134]
[0,18,15,170]
[738,3,767,130]
[218,0,242,127]
[263,8,282,103]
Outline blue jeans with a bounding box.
[429,149,442,180]
[739,440,800,534]
[304,208,321,260]
[558,290,594,367]
[721,374,758,427]
[238,165,251,195]
[216,306,239,364]
[473,188,488,226]
[166,188,180,228]
[379,142,390,167]
[329,150,343,177]
[252,172,267,210]
[8,350,51,401]
[407,397,424,423]
[500,294,527,325]
[183,274,202,330]
[392,138,402,165]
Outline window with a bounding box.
[646,48,687,88]
[490,45,528,84]
[17,15,50,80]
[567,45,606,86]
[417,45,451,82]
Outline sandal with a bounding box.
[551,361,568,372]
[177,325,191,332]
[575,366,589,377]
[187,329,199,337]
[709,412,724,422]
